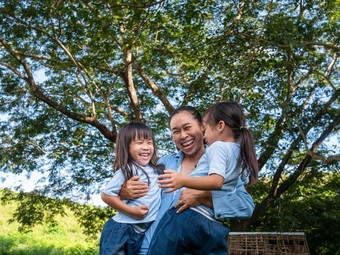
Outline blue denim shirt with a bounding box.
[139,151,185,255]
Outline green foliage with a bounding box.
[242,170,340,255]
[0,189,99,254]
[1,189,66,230]
[0,188,112,240]
[69,201,113,239]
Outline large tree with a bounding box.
[0,0,339,230]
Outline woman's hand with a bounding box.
[175,189,213,214]
[119,176,149,200]
[158,170,184,193]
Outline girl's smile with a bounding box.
[129,138,154,166]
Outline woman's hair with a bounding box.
[169,105,203,126]
[204,102,258,185]
[114,122,164,183]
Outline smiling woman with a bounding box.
[169,108,205,176]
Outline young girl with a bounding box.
[158,101,258,196]
[100,122,163,255]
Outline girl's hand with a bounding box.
[158,170,184,193]
[129,205,149,220]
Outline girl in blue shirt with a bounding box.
[100,122,164,255]
[159,101,258,191]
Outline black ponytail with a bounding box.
[239,127,258,185]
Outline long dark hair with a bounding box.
[204,102,258,185]
[114,122,164,183]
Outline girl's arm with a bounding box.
[101,192,149,220]
[158,170,224,193]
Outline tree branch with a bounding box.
[257,53,338,169]
[104,0,165,8]
[303,42,340,51]
[276,114,340,197]
[270,88,339,191]
[181,67,211,106]
[297,120,340,164]
[125,49,142,121]
[237,31,340,51]
[133,60,175,114]
[0,36,116,142]
[246,0,273,72]
[0,61,27,80]
[16,50,130,122]
[244,114,339,228]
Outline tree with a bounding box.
[0,0,339,232]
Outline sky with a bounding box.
[0,170,107,207]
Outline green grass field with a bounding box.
[0,201,100,255]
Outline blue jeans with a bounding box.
[100,218,144,255]
[147,207,230,255]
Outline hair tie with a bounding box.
[240,125,247,130]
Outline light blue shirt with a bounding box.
[197,141,255,219]
[103,164,161,224]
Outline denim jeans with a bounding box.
[100,218,144,255]
[147,207,230,255]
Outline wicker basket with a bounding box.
[228,232,310,255]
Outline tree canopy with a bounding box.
[0,0,339,231]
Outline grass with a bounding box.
[0,200,100,255]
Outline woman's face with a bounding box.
[169,111,204,157]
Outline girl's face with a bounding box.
[202,115,220,146]
[129,137,154,166]
[169,111,204,157]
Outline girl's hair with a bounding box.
[204,102,258,185]
[114,122,164,183]
[169,105,203,126]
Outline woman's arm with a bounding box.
[118,176,149,199]
[158,170,224,193]
[101,192,149,220]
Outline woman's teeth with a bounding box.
[182,140,194,146]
